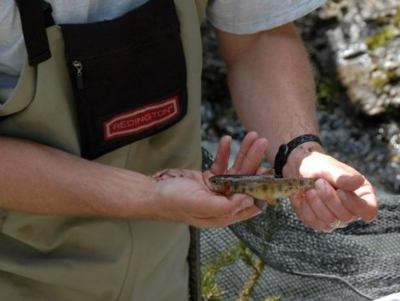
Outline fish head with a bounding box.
[208,176,231,194]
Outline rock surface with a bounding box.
[301,0,400,117]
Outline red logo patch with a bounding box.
[103,96,180,140]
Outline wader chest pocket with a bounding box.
[61,0,187,159]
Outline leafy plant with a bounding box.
[202,241,281,301]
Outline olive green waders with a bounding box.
[0,0,207,300]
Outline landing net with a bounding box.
[201,148,400,301]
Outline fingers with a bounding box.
[194,198,261,228]
[335,174,365,191]
[210,131,268,176]
[304,188,338,224]
[298,183,352,232]
[200,131,268,228]
[228,131,258,173]
[314,177,378,223]
[188,190,262,228]
[292,178,378,232]
[228,132,268,174]
[301,153,364,191]
[319,165,364,191]
[256,166,269,175]
[198,193,253,217]
[310,179,355,222]
[210,135,232,175]
[298,199,333,232]
[338,181,378,222]
[197,205,261,228]
[295,152,379,232]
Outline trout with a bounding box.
[208,174,316,205]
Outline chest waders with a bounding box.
[0,0,206,300]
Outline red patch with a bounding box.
[103,96,180,140]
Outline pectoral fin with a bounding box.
[264,168,275,176]
[266,199,278,206]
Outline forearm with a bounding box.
[0,136,155,218]
[216,24,378,229]
[0,135,266,227]
[216,24,323,173]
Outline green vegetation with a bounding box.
[375,14,393,26]
[202,241,281,301]
[202,244,241,301]
[202,242,251,301]
[237,258,265,301]
[394,5,400,27]
[371,68,400,90]
[367,5,400,48]
[224,106,237,118]
[365,25,398,51]
[316,77,339,105]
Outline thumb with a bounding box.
[317,164,364,191]
[334,174,365,191]
[301,153,364,191]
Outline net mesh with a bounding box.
[200,148,400,301]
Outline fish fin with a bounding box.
[254,199,267,210]
[264,168,275,176]
[266,199,278,206]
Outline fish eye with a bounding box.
[210,177,221,185]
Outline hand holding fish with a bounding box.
[151,132,377,231]
[207,134,378,233]
[283,143,378,232]
[150,132,267,228]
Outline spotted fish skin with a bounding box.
[209,175,316,204]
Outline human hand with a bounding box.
[287,150,378,232]
[150,132,268,228]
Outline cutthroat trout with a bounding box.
[209,175,316,205]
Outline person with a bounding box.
[0,0,378,300]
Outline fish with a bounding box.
[208,174,316,205]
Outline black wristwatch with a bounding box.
[273,134,323,178]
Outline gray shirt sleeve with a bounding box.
[206,0,327,34]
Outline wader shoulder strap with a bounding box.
[14,0,55,66]
[195,0,208,22]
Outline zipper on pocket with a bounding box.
[72,60,84,89]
